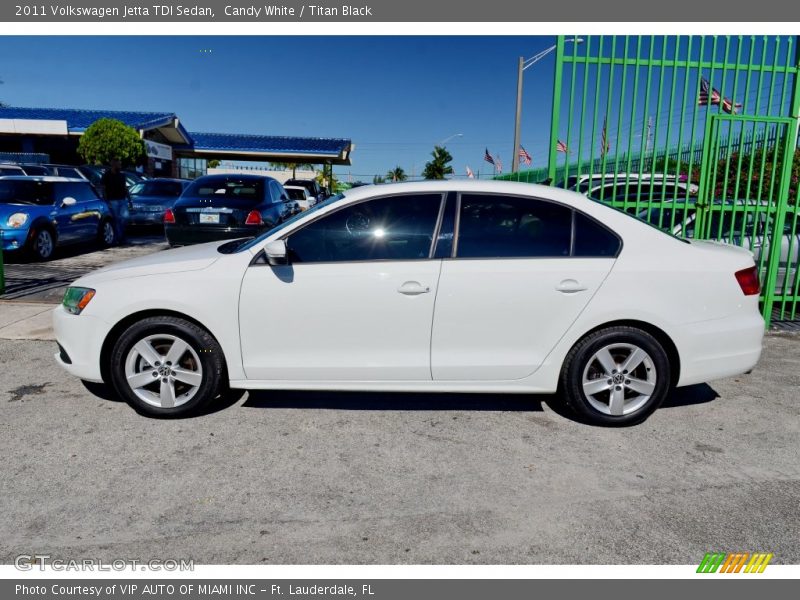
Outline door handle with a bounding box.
[556,279,588,294]
[398,281,430,296]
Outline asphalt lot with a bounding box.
[0,233,167,302]
[0,333,798,565]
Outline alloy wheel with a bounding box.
[124,334,203,409]
[35,230,53,259]
[581,343,657,416]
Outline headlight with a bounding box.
[7,213,29,228]
[62,287,96,315]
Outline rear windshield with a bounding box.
[285,188,306,200]
[130,181,185,197]
[183,178,264,200]
[0,180,54,205]
[0,166,24,175]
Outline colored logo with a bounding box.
[697,552,773,573]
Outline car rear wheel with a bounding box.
[560,326,671,426]
[29,228,55,261]
[98,219,116,247]
[109,316,225,418]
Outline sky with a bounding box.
[0,35,561,180]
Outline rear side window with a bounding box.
[456,194,572,258]
[287,193,442,263]
[573,212,621,257]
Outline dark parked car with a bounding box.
[45,164,89,180]
[0,176,116,260]
[284,178,326,203]
[0,164,26,176]
[19,164,52,176]
[128,178,190,226]
[164,174,300,246]
[78,165,146,197]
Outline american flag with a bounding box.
[466,165,475,179]
[698,77,721,107]
[484,148,495,166]
[698,77,742,113]
[518,145,532,166]
[601,116,610,157]
[556,139,569,154]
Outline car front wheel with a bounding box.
[109,316,225,417]
[29,228,55,261]
[560,326,671,426]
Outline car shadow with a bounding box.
[80,380,247,417]
[660,383,720,408]
[242,389,547,412]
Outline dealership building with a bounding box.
[0,106,353,181]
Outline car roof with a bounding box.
[133,177,188,183]
[338,179,599,209]
[0,175,88,182]
[283,185,308,190]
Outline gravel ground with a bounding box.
[0,333,798,565]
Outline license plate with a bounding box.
[199,213,220,224]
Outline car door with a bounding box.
[238,192,445,381]
[431,193,620,381]
[54,182,102,241]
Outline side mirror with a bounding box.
[265,239,289,266]
[60,197,77,208]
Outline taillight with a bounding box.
[735,266,760,296]
[245,210,263,225]
[163,209,175,224]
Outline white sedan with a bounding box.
[283,185,316,211]
[53,181,764,425]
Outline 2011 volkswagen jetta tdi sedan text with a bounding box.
[53,181,764,425]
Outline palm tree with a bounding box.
[270,162,314,178]
[386,166,407,182]
[422,146,454,180]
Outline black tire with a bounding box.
[560,326,671,426]
[109,316,225,418]
[28,227,55,261]
[98,219,116,248]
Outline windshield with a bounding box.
[130,181,185,197]
[224,193,345,254]
[0,180,54,205]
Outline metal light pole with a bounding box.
[512,38,582,173]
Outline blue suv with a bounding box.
[0,177,116,260]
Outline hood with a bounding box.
[0,202,50,217]
[74,241,224,285]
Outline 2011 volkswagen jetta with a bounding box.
[53,181,764,425]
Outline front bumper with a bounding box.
[52,305,110,382]
[0,226,32,252]
[165,224,264,246]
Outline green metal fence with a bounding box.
[539,35,800,327]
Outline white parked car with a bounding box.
[53,181,764,425]
[283,185,316,211]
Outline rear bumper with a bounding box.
[676,310,765,387]
[128,212,166,226]
[165,224,264,246]
[52,305,109,382]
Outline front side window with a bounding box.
[456,194,572,258]
[287,193,443,263]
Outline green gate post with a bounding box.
[763,40,800,326]
[547,36,566,185]
[0,230,4,295]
